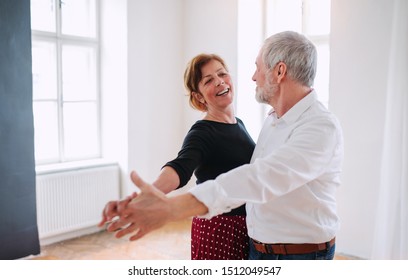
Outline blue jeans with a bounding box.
[248,239,336,260]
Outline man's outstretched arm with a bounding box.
[106,170,208,241]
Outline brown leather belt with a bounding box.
[251,237,336,255]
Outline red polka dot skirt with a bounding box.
[191,215,249,260]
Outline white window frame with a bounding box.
[31,0,101,166]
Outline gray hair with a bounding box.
[262,31,317,87]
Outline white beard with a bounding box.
[255,87,269,104]
[255,76,278,104]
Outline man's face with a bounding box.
[252,51,277,104]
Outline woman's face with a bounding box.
[195,59,234,111]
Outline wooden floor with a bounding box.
[33,219,192,260]
[31,218,355,260]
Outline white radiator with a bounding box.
[36,163,120,245]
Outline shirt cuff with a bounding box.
[188,180,245,219]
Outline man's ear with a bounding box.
[276,62,287,81]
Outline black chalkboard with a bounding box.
[0,0,40,259]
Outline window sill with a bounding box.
[35,159,119,176]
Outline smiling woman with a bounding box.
[100,53,256,260]
[160,54,255,260]
[194,59,235,123]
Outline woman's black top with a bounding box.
[164,117,255,216]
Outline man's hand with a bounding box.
[105,171,173,241]
[98,193,136,228]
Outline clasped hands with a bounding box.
[98,171,173,241]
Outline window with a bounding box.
[31,0,100,164]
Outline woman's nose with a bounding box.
[215,77,225,86]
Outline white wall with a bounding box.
[330,0,394,259]
[237,0,265,141]
[126,0,185,191]
[100,0,129,196]
[182,0,240,132]
[126,0,239,192]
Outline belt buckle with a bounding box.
[265,244,287,255]
[253,239,271,254]
[265,244,274,254]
